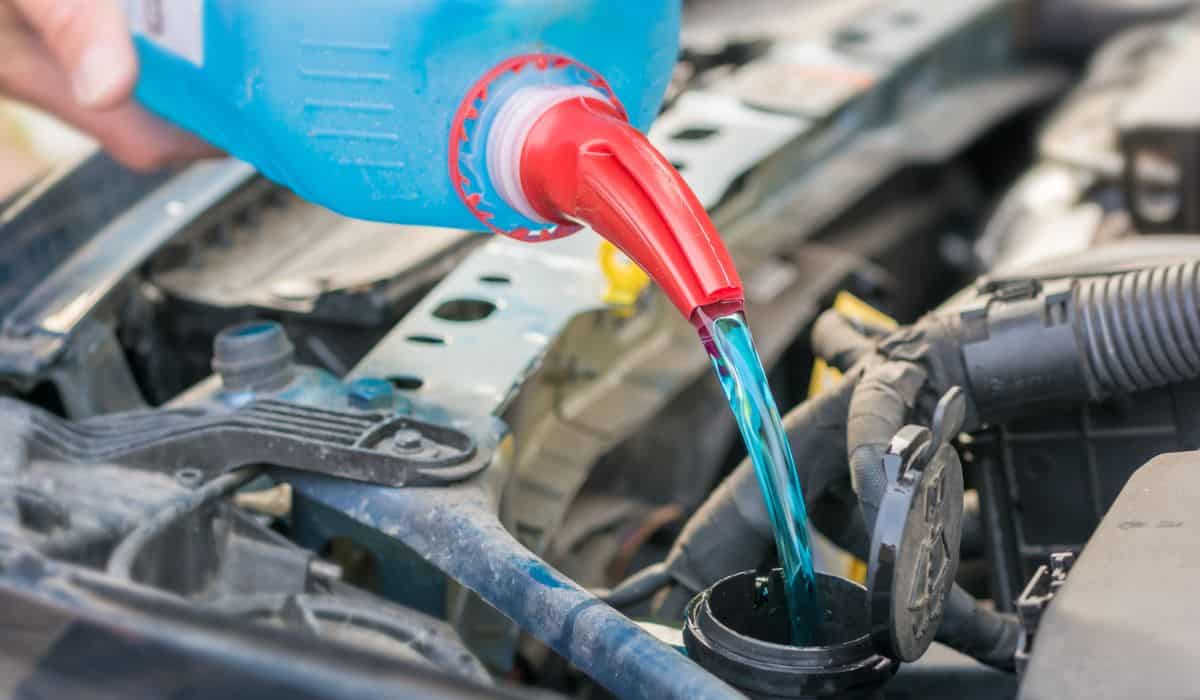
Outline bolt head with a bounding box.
[391,429,423,451]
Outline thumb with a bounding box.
[12,0,137,109]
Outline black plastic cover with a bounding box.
[1020,451,1200,699]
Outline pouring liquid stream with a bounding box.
[475,75,823,641]
[696,306,822,645]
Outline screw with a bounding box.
[391,429,423,451]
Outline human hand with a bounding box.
[0,0,217,170]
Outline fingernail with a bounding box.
[73,43,130,107]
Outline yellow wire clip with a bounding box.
[808,291,899,396]
[807,291,898,584]
[598,240,651,317]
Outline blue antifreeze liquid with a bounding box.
[697,308,822,645]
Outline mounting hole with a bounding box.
[432,298,497,322]
[1132,146,1181,224]
[175,468,204,488]
[671,160,688,172]
[836,27,870,46]
[387,374,424,390]
[407,333,447,346]
[479,274,511,285]
[670,126,720,141]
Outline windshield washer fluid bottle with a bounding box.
[125,1,674,227]
[126,0,745,322]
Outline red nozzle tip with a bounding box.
[691,299,746,331]
[517,96,744,320]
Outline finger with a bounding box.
[0,37,218,170]
[11,0,137,109]
[90,105,223,171]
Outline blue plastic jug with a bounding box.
[127,0,744,324]
[126,0,680,231]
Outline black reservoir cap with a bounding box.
[866,388,966,662]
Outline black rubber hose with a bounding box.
[936,585,1020,672]
[845,359,928,532]
[654,460,775,617]
[1076,261,1200,397]
[811,310,879,372]
[600,562,672,610]
[107,467,262,579]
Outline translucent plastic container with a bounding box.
[127,0,679,227]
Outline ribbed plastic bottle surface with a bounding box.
[127,0,679,227]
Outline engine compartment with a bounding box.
[3,1,1200,698]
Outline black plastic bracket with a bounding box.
[3,397,486,488]
[1014,550,1074,676]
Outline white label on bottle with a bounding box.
[122,0,204,67]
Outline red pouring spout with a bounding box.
[516,95,744,322]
